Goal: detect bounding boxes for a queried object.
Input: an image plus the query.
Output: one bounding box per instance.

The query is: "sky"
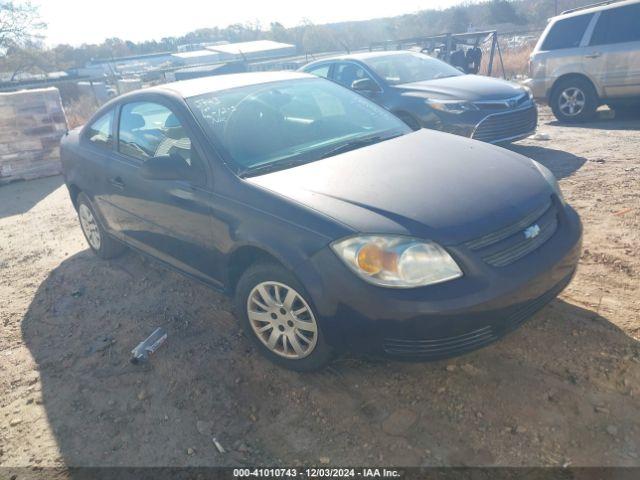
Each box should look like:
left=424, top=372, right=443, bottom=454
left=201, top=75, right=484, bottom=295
left=35, top=0, right=466, bottom=47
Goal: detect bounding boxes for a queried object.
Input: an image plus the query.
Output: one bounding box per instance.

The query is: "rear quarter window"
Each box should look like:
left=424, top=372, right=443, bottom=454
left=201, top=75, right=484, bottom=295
left=541, top=13, right=593, bottom=50
left=84, top=110, right=114, bottom=150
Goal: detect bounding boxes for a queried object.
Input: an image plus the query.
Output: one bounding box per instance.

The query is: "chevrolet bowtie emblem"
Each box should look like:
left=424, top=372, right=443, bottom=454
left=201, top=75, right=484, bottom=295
left=524, top=224, right=541, bottom=239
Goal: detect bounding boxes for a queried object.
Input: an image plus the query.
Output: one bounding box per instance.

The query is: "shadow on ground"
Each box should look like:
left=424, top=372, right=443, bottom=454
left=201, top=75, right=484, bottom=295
left=505, top=144, right=587, bottom=180
left=0, top=175, right=63, bottom=219
left=21, top=248, right=640, bottom=468
left=547, top=109, right=640, bottom=131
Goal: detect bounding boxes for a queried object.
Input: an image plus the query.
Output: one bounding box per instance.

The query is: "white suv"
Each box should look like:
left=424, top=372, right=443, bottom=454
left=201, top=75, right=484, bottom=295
left=525, top=0, right=640, bottom=122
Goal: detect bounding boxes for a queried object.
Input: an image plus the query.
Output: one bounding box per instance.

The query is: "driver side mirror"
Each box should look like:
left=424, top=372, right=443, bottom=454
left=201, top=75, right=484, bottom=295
left=139, top=154, right=195, bottom=182
left=351, top=78, right=380, bottom=94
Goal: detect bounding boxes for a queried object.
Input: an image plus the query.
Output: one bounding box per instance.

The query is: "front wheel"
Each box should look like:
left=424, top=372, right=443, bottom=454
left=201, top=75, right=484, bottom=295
left=234, top=262, right=332, bottom=371
left=550, top=78, right=598, bottom=123
left=77, top=192, right=126, bottom=259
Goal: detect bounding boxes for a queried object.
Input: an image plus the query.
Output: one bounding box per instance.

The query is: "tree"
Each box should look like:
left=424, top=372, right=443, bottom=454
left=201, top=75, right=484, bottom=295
left=449, top=7, right=470, bottom=33
left=0, top=1, right=45, bottom=51
left=487, top=0, right=525, bottom=25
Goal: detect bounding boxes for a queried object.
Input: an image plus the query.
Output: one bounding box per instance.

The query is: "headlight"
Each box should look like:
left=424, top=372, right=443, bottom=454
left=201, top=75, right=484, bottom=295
left=523, top=86, right=534, bottom=100
left=426, top=99, right=478, bottom=114
left=533, top=160, right=565, bottom=204
left=331, top=235, right=463, bottom=288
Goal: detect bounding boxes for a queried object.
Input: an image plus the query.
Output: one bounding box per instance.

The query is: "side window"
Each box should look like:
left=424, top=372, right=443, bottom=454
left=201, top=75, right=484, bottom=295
left=334, top=63, right=374, bottom=88
left=590, top=5, right=640, bottom=45
left=118, top=102, right=204, bottom=179
left=85, top=110, right=114, bottom=150
left=541, top=13, right=593, bottom=50
left=306, top=64, right=331, bottom=78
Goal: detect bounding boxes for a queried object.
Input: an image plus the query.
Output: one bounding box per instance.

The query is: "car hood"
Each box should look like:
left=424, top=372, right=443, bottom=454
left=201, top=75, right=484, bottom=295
left=395, top=74, right=526, bottom=102
left=247, top=130, right=552, bottom=245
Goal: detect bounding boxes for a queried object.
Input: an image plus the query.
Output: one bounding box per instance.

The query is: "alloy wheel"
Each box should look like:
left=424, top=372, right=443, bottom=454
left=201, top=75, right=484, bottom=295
left=559, top=87, right=586, bottom=117
left=78, top=203, right=101, bottom=250
left=246, top=281, right=318, bottom=359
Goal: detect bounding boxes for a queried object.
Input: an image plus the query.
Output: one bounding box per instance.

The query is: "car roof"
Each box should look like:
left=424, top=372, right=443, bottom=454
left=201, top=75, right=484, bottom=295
left=151, top=71, right=314, bottom=98
left=554, top=0, right=639, bottom=19
left=306, top=50, right=417, bottom=65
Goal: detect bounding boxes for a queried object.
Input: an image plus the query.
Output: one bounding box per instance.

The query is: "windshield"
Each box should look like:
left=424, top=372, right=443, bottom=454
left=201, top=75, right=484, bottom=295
left=186, top=78, right=410, bottom=176
left=366, top=52, right=463, bottom=85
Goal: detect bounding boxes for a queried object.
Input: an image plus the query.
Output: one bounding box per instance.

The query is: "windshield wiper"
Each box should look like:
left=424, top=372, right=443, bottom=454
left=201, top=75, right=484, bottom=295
left=238, top=133, right=404, bottom=178
left=320, top=133, right=403, bottom=159
left=238, top=158, right=307, bottom=178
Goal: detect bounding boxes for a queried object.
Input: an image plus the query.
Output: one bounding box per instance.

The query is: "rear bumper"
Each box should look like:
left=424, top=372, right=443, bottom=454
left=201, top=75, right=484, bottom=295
left=304, top=204, right=582, bottom=359
left=523, top=77, right=550, bottom=102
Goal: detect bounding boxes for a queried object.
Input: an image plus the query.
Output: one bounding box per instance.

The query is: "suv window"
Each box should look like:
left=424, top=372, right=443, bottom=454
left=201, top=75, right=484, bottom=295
left=118, top=101, right=204, bottom=178
left=334, top=63, right=375, bottom=88
left=85, top=110, right=114, bottom=150
left=542, top=13, right=593, bottom=50
left=306, top=64, right=331, bottom=78
left=590, top=4, right=640, bottom=45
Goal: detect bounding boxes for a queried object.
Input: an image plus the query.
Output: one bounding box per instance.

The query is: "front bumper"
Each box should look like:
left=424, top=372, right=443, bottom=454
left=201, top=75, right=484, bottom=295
left=422, top=103, right=538, bottom=144
left=304, top=204, right=582, bottom=359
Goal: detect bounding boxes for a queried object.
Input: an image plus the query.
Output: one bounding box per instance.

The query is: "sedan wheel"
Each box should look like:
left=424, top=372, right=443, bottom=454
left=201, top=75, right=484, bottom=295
left=235, top=262, right=332, bottom=371
left=79, top=203, right=102, bottom=251
left=76, top=192, right=126, bottom=259
left=247, top=281, right=318, bottom=359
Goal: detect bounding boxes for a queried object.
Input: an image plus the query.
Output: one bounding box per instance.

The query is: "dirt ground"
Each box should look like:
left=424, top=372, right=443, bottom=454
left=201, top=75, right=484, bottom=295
left=1, top=107, right=639, bottom=470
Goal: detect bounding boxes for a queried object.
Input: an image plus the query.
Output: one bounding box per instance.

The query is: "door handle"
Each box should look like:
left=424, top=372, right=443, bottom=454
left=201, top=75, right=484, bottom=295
left=109, top=176, right=125, bottom=189
left=585, top=52, right=601, bottom=59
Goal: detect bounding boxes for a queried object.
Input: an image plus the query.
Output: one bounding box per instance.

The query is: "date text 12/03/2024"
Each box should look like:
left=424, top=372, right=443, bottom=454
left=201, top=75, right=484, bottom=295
left=233, top=468, right=402, bottom=478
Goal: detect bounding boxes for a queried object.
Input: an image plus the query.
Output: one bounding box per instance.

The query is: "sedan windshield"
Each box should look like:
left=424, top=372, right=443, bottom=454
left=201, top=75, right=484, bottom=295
left=366, top=52, right=463, bottom=85
left=186, top=78, right=410, bottom=176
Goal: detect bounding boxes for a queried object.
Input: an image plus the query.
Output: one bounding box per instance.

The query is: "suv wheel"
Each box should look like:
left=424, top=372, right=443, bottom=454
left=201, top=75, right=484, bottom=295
left=550, top=78, right=598, bottom=123
left=234, top=262, right=332, bottom=371
left=77, top=192, right=126, bottom=259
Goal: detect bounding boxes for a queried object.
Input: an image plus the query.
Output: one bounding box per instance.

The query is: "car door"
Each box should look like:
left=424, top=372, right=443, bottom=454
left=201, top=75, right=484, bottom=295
left=106, top=98, right=222, bottom=285
left=583, top=3, right=640, bottom=98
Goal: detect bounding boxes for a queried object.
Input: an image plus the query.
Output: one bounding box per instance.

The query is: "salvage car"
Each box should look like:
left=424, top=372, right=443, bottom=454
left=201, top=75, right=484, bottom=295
left=525, top=0, right=640, bottom=122
left=61, top=71, right=582, bottom=371
left=300, top=50, right=538, bottom=143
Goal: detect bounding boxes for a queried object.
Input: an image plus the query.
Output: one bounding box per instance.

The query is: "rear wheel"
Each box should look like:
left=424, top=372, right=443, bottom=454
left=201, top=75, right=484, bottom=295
left=550, top=77, right=598, bottom=123
left=77, top=192, right=126, bottom=259
left=234, top=262, right=332, bottom=371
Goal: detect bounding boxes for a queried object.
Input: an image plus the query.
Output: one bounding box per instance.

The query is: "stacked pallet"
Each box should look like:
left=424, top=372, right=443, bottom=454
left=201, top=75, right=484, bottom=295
left=0, top=87, right=68, bottom=185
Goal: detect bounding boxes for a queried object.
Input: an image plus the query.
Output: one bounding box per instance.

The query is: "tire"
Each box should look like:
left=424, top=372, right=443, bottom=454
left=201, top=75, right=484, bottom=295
left=76, top=192, right=126, bottom=260
left=234, top=262, right=332, bottom=371
left=550, top=77, right=598, bottom=123
left=396, top=112, right=422, bottom=131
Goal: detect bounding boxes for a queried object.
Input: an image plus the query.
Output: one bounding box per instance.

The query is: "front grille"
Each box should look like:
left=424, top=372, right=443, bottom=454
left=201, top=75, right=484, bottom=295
left=472, top=106, right=537, bottom=143
left=464, top=200, right=558, bottom=267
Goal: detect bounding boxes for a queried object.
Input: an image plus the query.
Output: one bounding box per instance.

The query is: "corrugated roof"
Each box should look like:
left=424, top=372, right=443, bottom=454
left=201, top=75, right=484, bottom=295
left=171, top=50, right=221, bottom=59
left=206, top=40, right=295, bottom=55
